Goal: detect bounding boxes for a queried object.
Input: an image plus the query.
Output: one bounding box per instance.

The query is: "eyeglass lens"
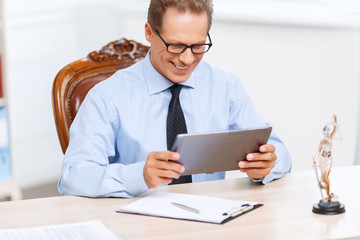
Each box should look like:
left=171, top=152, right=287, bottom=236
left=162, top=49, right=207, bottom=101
left=168, top=44, right=210, bottom=54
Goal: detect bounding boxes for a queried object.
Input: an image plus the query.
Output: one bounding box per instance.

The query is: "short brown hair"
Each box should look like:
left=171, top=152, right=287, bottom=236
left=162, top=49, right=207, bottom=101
left=147, top=0, right=213, bottom=33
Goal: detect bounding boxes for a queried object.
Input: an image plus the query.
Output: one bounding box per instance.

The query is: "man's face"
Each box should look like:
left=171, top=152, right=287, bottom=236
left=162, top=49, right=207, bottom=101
left=145, top=8, right=209, bottom=83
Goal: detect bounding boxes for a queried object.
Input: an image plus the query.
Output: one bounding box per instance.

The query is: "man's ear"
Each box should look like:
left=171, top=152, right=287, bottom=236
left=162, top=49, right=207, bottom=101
left=145, top=23, right=153, bottom=44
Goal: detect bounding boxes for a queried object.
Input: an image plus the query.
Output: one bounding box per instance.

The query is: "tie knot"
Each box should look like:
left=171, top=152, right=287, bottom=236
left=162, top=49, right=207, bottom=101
left=169, top=84, right=183, bottom=98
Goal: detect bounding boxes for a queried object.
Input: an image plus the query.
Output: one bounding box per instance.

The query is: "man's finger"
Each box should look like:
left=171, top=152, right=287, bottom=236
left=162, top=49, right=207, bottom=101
left=156, top=151, right=180, bottom=161
left=158, top=160, right=185, bottom=173
left=240, top=168, right=270, bottom=179
left=238, top=160, right=271, bottom=169
left=246, top=152, right=276, bottom=161
left=155, top=168, right=182, bottom=179
left=259, top=144, right=275, bottom=153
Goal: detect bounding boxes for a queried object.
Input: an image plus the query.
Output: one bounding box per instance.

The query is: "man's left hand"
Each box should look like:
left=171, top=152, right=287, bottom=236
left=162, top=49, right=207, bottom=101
left=238, top=144, right=277, bottom=180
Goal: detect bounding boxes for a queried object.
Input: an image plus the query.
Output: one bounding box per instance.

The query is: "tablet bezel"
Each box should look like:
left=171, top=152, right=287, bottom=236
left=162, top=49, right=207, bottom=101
left=171, top=126, right=272, bottom=175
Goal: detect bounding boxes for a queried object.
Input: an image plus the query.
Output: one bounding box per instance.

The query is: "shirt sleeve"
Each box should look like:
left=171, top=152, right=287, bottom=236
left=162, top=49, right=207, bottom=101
left=228, top=74, right=292, bottom=184
left=58, top=90, right=149, bottom=198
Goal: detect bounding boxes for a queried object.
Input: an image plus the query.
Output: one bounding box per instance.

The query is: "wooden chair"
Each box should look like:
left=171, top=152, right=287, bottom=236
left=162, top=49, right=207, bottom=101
left=52, top=39, right=149, bottom=154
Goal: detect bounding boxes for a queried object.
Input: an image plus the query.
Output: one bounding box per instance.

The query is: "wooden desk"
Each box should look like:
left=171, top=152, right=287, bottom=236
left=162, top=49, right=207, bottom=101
left=0, top=165, right=359, bottom=240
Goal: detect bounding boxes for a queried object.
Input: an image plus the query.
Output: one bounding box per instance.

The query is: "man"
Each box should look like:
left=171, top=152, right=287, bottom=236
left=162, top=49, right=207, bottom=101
left=58, top=0, right=292, bottom=197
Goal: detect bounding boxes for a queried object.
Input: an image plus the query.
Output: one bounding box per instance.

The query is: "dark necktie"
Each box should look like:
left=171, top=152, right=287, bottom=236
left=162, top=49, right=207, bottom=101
left=167, top=84, right=192, bottom=184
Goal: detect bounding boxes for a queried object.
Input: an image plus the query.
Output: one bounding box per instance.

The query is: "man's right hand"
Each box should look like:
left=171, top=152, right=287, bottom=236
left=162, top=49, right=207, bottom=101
left=143, top=151, right=185, bottom=188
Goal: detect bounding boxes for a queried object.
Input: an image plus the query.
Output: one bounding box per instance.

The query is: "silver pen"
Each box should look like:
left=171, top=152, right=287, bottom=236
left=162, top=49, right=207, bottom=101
left=171, top=202, right=200, bottom=214
left=230, top=205, right=254, bottom=217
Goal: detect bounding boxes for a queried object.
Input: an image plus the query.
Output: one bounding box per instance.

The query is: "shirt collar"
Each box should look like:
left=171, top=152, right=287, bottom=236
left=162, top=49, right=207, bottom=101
left=143, top=50, right=197, bottom=95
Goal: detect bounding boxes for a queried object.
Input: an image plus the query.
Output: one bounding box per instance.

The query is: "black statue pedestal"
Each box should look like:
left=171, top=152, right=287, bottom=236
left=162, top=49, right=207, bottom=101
left=312, top=198, right=345, bottom=215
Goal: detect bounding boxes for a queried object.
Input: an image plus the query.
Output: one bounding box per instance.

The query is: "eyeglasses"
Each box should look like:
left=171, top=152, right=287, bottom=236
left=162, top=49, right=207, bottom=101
left=154, top=29, right=212, bottom=54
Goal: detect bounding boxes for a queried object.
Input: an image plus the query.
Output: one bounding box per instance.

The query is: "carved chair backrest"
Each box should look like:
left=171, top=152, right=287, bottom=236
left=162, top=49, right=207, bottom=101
left=52, top=38, right=150, bottom=153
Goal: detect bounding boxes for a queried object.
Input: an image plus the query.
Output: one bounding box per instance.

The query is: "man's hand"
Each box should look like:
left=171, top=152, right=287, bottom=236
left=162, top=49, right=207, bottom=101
left=238, top=144, right=277, bottom=180
left=144, top=151, right=185, bottom=188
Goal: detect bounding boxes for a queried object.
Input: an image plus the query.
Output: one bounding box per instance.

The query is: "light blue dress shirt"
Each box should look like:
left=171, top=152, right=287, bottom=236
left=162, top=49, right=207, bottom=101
left=58, top=52, right=292, bottom=198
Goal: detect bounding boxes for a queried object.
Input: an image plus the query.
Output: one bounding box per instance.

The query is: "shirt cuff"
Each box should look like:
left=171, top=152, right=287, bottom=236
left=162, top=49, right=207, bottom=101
left=251, top=177, right=265, bottom=183
left=121, top=161, right=149, bottom=196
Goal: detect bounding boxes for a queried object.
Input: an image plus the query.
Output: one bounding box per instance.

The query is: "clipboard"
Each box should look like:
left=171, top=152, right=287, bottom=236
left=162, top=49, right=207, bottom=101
left=171, top=126, right=272, bottom=175
left=116, top=191, right=263, bottom=224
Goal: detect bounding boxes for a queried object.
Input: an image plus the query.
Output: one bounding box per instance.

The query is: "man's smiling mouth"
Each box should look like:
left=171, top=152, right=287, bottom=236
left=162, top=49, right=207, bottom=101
left=173, top=63, right=189, bottom=70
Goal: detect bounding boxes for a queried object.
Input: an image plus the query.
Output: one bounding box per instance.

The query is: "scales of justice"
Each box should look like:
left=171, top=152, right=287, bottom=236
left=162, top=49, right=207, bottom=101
left=312, top=115, right=345, bottom=215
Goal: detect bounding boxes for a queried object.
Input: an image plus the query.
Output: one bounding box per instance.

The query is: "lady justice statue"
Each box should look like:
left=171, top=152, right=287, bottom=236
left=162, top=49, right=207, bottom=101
left=312, top=114, right=345, bottom=214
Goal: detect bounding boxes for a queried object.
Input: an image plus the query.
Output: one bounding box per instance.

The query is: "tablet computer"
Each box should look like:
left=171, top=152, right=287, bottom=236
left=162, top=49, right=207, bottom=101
left=171, top=126, right=272, bottom=175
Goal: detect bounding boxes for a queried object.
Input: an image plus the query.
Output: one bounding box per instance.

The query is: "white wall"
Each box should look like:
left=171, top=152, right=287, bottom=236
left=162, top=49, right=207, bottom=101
left=207, top=1, right=360, bottom=177
left=5, top=0, right=149, bottom=188
left=3, top=0, right=360, bottom=188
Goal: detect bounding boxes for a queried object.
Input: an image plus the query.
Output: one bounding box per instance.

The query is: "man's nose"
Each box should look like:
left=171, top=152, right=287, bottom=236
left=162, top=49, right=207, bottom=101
left=178, top=48, right=195, bottom=65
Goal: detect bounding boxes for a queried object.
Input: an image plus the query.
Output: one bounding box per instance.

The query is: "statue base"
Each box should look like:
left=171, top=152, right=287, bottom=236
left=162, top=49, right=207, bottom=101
left=312, top=199, right=345, bottom=215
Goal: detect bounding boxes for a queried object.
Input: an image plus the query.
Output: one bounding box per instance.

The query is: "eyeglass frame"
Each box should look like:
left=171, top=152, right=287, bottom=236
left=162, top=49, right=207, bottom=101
left=154, top=29, right=212, bottom=54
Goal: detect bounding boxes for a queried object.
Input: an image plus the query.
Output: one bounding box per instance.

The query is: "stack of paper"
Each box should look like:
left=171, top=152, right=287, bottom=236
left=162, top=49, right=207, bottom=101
left=0, top=220, right=121, bottom=240
left=0, top=107, right=11, bottom=181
